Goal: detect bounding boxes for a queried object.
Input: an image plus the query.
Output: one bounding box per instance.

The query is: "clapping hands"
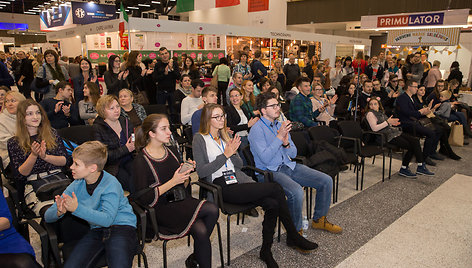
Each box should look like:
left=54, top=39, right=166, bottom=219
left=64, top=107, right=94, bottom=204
left=223, top=135, right=241, bottom=158
left=55, top=192, right=79, bottom=217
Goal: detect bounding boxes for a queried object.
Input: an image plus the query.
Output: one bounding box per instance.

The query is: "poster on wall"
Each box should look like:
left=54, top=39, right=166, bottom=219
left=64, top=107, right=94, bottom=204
left=40, top=4, right=73, bottom=30
left=132, top=34, right=145, bottom=50
left=197, top=35, right=205, bottom=49
left=188, top=34, right=197, bottom=49
left=71, top=1, right=116, bottom=25
left=386, top=28, right=461, bottom=46
left=248, top=0, right=269, bottom=12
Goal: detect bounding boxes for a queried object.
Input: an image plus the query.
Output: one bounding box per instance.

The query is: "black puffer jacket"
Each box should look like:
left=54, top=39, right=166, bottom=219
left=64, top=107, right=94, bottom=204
left=93, top=115, right=134, bottom=175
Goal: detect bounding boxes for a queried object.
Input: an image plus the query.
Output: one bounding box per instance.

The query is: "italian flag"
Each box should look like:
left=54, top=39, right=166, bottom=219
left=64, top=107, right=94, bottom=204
left=119, top=2, right=128, bottom=37
left=176, top=0, right=240, bottom=13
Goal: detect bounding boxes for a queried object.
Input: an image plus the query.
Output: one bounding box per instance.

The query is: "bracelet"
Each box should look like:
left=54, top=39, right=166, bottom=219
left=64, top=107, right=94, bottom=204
left=282, top=143, right=289, bottom=148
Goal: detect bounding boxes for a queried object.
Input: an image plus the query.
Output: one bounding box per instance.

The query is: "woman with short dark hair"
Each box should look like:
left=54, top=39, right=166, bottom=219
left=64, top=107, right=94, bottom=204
left=104, top=55, right=128, bottom=97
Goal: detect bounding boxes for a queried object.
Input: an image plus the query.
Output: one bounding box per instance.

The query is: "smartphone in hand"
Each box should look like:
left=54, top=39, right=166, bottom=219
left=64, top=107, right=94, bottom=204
left=179, top=161, right=194, bottom=174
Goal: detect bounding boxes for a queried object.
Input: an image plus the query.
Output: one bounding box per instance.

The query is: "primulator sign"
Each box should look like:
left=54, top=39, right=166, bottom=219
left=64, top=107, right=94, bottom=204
left=361, top=9, right=469, bottom=29
left=377, top=12, right=443, bottom=28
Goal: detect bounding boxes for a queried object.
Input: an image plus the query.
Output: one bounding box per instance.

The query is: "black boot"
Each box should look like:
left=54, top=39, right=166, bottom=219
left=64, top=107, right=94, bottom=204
left=440, top=143, right=461, bottom=160
left=260, top=244, right=279, bottom=268
left=185, top=253, right=199, bottom=268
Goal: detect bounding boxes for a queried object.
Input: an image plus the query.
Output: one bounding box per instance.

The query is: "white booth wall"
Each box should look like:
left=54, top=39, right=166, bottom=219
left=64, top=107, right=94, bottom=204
left=428, top=32, right=472, bottom=86
left=60, top=37, right=83, bottom=58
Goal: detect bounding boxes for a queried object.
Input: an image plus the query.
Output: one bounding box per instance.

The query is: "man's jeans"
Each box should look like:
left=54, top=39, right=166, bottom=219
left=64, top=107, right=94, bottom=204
left=64, top=225, right=137, bottom=268
left=261, top=163, right=332, bottom=231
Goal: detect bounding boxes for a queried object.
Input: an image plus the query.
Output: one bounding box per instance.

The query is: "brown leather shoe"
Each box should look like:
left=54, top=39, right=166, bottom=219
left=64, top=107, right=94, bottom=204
left=311, top=216, right=342, bottom=233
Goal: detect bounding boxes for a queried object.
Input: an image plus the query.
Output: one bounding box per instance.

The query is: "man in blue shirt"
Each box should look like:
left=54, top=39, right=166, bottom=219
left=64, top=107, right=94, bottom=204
left=248, top=92, right=342, bottom=234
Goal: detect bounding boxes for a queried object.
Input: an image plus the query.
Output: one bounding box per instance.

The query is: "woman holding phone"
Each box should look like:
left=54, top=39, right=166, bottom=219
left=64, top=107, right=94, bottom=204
left=133, top=114, right=219, bottom=268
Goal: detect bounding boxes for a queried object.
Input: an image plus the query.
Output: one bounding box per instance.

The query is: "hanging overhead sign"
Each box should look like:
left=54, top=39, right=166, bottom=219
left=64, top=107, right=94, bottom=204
left=40, top=4, right=73, bottom=30
left=361, top=9, right=469, bottom=29
left=71, top=1, right=116, bottom=25
left=386, top=28, right=461, bottom=46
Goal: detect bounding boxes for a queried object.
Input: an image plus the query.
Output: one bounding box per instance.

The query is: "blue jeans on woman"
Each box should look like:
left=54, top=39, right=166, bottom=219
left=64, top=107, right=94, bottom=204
left=259, top=163, right=332, bottom=231
left=64, top=225, right=137, bottom=268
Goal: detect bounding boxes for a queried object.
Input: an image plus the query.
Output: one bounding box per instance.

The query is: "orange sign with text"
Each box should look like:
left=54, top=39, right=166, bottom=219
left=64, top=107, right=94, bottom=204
left=248, top=0, right=269, bottom=12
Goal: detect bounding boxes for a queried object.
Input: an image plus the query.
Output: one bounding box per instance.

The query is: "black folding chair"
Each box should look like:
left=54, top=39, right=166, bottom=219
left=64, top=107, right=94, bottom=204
left=337, top=121, right=386, bottom=191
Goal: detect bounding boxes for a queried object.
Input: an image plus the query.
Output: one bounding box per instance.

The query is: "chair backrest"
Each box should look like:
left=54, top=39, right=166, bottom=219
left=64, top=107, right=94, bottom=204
left=308, top=126, right=340, bottom=146
left=57, top=125, right=94, bottom=145
left=289, top=130, right=311, bottom=157
left=184, top=126, right=194, bottom=144
left=143, top=104, right=168, bottom=116
left=337, top=120, right=363, bottom=139
left=242, top=145, right=255, bottom=167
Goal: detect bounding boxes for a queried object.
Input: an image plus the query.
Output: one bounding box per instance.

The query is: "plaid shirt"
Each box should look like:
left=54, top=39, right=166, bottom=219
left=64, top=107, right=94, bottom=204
left=289, top=93, right=320, bottom=127
left=233, top=63, right=252, bottom=77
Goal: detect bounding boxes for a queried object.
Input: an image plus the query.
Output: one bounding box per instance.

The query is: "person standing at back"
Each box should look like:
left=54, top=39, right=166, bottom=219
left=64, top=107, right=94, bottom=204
left=153, top=47, right=180, bottom=113
left=283, top=53, right=300, bottom=92
left=15, top=51, right=34, bottom=99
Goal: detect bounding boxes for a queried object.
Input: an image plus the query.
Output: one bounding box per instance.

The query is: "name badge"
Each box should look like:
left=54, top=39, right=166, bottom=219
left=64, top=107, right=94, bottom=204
left=223, top=170, right=238, bottom=185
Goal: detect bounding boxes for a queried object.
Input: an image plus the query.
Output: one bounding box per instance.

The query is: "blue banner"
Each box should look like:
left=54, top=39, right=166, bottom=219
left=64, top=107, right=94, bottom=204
left=71, top=1, right=116, bottom=25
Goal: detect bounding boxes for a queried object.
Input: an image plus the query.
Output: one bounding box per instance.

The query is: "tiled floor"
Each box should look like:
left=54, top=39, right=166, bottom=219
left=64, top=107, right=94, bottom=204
left=335, top=174, right=472, bottom=268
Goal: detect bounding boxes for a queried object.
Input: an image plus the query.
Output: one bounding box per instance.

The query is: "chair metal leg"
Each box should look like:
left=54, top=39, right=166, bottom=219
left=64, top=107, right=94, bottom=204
left=382, top=152, right=385, bottom=182
left=336, top=173, right=339, bottom=203
left=389, top=150, right=393, bottom=179
left=187, top=235, right=191, bottom=247
left=361, top=157, right=365, bottom=190
left=372, top=155, right=376, bottom=164
left=227, top=215, right=231, bottom=265
left=309, top=189, right=313, bottom=219
left=355, top=163, right=359, bottom=190
left=277, top=217, right=281, bottom=242
left=242, top=212, right=245, bottom=225
left=163, top=240, right=168, bottom=268
left=236, top=213, right=240, bottom=225
left=305, top=188, right=309, bottom=219
left=216, top=222, right=224, bottom=268
left=332, top=176, right=336, bottom=203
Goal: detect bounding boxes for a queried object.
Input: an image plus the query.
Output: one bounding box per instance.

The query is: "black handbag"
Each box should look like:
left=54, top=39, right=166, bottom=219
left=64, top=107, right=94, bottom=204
left=30, top=65, right=50, bottom=94
left=28, top=170, right=71, bottom=202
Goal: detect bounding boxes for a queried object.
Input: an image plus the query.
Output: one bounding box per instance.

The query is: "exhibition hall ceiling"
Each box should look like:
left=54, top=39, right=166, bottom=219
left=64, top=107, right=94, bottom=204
left=0, top=0, right=175, bottom=15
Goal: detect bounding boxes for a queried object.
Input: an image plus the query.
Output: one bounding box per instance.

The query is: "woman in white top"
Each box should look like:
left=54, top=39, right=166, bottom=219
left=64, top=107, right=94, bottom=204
left=330, top=59, right=343, bottom=89
left=193, top=103, right=318, bottom=268
left=311, top=83, right=337, bottom=125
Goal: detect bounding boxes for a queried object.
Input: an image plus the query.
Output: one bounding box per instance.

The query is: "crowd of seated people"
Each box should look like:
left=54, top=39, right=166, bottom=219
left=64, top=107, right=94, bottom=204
left=1, top=47, right=471, bottom=268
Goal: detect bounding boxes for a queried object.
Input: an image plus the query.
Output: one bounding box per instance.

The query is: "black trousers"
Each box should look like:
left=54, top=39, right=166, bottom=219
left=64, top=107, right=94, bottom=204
left=389, top=133, right=423, bottom=166
left=217, top=81, right=228, bottom=105
left=402, top=122, right=441, bottom=158
left=213, top=177, right=299, bottom=245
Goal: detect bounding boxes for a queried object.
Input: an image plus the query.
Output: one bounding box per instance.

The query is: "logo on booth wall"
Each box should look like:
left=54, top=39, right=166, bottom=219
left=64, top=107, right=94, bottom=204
left=155, top=42, right=160, bottom=48
left=149, top=53, right=157, bottom=59
left=89, top=53, right=99, bottom=60
left=218, top=53, right=224, bottom=59
left=75, top=8, right=85, bottom=19
left=190, top=52, right=196, bottom=59
left=207, top=53, right=213, bottom=59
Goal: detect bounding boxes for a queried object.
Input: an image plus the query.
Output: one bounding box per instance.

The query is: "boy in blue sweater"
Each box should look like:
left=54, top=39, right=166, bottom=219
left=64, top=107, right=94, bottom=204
left=45, top=141, right=137, bottom=268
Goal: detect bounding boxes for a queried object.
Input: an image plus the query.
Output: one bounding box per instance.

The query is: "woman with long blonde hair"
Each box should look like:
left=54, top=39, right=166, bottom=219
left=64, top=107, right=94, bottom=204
left=193, top=104, right=318, bottom=268
left=7, top=99, right=68, bottom=215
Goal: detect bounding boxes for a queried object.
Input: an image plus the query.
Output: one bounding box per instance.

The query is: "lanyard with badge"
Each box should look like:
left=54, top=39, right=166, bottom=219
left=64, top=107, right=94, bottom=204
left=209, top=133, right=238, bottom=184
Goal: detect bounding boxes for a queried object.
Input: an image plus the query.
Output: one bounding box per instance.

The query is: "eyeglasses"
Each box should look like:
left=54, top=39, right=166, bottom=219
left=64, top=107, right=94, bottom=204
left=211, top=114, right=226, bottom=121
left=266, top=103, right=281, bottom=109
